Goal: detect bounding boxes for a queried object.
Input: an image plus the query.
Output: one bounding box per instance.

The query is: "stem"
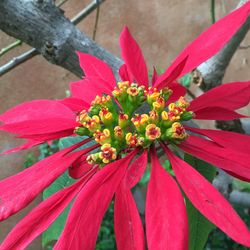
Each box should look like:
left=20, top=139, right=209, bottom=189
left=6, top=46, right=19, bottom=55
left=92, top=0, right=100, bottom=41
left=210, top=0, right=216, bottom=24
left=0, top=40, right=22, bottom=57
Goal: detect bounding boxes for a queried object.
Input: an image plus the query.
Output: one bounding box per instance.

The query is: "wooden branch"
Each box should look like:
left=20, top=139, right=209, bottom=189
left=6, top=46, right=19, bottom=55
left=197, top=1, right=250, bottom=136
left=0, top=0, right=108, bottom=77
left=229, top=190, right=250, bottom=208
left=198, top=1, right=250, bottom=90
left=0, top=0, right=122, bottom=78
left=0, top=49, right=39, bottom=76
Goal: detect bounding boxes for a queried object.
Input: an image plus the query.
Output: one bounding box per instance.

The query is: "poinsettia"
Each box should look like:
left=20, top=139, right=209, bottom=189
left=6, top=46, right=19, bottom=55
left=1, top=2, right=250, bottom=249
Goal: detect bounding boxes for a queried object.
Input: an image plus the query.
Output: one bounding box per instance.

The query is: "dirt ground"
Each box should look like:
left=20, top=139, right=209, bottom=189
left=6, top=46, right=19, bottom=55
left=0, top=0, right=249, bottom=249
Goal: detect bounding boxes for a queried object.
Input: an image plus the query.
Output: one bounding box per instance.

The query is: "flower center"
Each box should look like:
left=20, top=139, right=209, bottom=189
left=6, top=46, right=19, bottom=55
left=75, top=81, right=194, bottom=166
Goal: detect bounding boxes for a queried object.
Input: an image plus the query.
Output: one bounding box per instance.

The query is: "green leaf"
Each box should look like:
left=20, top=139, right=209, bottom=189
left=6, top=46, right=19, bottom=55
left=42, top=136, right=93, bottom=248
left=180, top=73, right=192, bottom=88
left=162, top=159, right=174, bottom=176
left=233, top=179, right=250, bottom=192
left=42, top=171, right=75, bottom=248
left=22, top=153, right=36, bottom=168
left=184, top=154, right=217, bottom=250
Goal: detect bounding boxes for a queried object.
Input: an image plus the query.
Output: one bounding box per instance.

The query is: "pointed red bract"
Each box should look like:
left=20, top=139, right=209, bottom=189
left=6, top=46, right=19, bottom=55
left=124, top=150, right=147, bottom=189
left=146, top=147, right=188, bottom=250
left=192, top=106, right=246, bottom=120
left=68, top=144, right=100, bottom=179
left=155, top=2, right=250, bottom=82
left=0, top=100, right=75, bottom=124
left=70, top=78, right=114, bottom=106
left=186, top=126, right=250, bottom=155
left=114, top=151, right=147, bottom=250
left=77, top=51, right=116, bottom=88
left=58, top=97, right=89, bottom=112
left=0, top=140, right=42, bottom=156
left=18, top=129, right=74, bottom=141
left=74, top=52, right=116, bottom=105
left=54, top=150, right=138, bottom=250
left=1, top=118, right=76, bottom=135
left=165, top=146, right=250, bottom=247
left=0, top=140, right=93, bottom=221
left=154, top=56, right=188, bottom=88
left=166, top=82, right=187, bottom=104
left=120, top=26, right=149, bottom=87
left=114, top=186, right=145, bottom=250
left=151, top=66, right=158, bottom=85
left=179, top=136, right=250, bottom=181
left=189, top=81, right=250, bottom=112
left=0, top=168, right=97, bottom=250
left=0, top=100, right=77, bottom=137
left=119, top=64, right=134, bottom=83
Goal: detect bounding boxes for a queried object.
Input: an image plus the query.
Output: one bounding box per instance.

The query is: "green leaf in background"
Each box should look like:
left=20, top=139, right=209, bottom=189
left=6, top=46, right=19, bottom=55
left=233, top=178, right=250, bottom=192
left=180, top=73, right=192, bottom=88
left=42, top=171, right=75, bottom=249
left=42, top=136, right=94, bottom=249
left=184, top=154, right=217, bottom=250
left=162, top=159, right=174, bottom=176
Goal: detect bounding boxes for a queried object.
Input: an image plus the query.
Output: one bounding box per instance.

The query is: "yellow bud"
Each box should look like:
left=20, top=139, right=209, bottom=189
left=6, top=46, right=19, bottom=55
left=114, top=126, right=124, bottom=139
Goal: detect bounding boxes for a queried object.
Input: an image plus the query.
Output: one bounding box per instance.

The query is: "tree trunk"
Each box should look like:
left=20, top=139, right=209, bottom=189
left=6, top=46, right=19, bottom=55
left=0, top=0, right=122, bottom=78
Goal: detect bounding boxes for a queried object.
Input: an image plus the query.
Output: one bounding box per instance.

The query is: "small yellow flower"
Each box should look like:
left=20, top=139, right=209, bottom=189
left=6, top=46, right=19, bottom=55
left=117, top=81, right=130, bottom=90
left=118, top=113, right=129, bottom=128
left=125, top=133, right=138, bottom=147
left=127, top=87, right=139, bottom=96
left=94, top=129, right=111, bottom=144
left=145, top=124, right=161, bottom=140
left=99, top=108, right=113, bottom=124
left=99, top=143, right=117, bottom=164
left=114, top=126, right=124, bottom=139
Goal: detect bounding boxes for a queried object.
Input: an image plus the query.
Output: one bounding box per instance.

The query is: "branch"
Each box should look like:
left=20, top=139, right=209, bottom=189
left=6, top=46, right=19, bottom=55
left=0, top=40, right=22, bottom=57
left=229, top=190, right=250, bottom=208
left=196, top=1, right=250, bottom=135
left=0, top=0, right=122, bottom=78
left=197, top=1, right=250, bottom=90
left=0, top=49, right=39, bottom=76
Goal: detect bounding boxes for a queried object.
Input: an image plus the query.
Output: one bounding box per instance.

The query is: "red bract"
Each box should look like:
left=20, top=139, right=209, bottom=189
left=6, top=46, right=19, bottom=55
left=1, top=2, right=250, bottom=249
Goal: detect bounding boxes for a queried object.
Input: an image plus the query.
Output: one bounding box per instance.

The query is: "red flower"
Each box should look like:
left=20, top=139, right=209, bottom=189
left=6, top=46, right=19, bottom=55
left=1, top=2, right=250, bottom=249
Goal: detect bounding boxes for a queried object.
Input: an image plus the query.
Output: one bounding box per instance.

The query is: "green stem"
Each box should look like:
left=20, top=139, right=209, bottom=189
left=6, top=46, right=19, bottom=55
left=0, top=40, right=22, bottom=57
left=210, top=0, right=216, bottom=24
left=92, top=1, right=100, bottom=40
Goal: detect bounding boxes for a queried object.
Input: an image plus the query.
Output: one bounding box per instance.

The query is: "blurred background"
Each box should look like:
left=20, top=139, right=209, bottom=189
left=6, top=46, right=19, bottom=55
left=0, top=0, right=250, bottom=249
